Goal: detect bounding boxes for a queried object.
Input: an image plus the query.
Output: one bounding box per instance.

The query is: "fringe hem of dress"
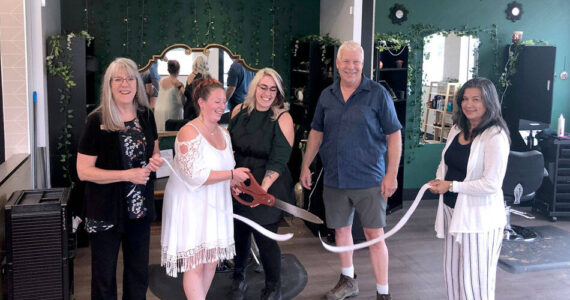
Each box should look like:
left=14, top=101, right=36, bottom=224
left=161, top=244, right=236, bottom=277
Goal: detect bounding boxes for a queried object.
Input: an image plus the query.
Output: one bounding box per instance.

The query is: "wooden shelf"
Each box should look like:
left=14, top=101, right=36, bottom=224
left=422, top=82, right=460, bottom=143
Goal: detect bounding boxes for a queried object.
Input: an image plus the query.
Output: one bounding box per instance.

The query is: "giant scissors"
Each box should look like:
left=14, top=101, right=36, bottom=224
left=232, top=172, right=324, bottom=224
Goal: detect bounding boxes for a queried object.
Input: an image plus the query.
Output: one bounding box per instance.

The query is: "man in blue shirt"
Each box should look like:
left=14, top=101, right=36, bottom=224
left=300, top=41, right=402, bottom=300
left=226, top=60, right=255, bottom=111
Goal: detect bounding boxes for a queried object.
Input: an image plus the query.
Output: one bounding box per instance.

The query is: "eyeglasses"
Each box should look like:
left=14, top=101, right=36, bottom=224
left=257, top=84, right=278, bottom=94
left=111, top=76, right=136, bottom=85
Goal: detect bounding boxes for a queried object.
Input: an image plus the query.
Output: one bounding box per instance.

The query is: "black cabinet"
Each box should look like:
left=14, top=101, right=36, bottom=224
left=502, top=45, right=556, bottom=150
left=373, top=44, right=408, bottom=213
left=536, top=137, right=570, bottom=221
left=288, top=40, right=337, bottom=182
left=289, top=40, right=338, bottom=132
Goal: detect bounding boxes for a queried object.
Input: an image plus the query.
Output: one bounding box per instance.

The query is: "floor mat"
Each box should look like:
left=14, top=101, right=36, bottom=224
left=149, top=253, right=307, bottom=299
left=499, top=225, right=570, bottom=273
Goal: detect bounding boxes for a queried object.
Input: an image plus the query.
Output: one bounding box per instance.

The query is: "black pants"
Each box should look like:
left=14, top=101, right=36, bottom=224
left=233, top=220, right=281, bottom=289
left=89, top=217, right=151, bottom=300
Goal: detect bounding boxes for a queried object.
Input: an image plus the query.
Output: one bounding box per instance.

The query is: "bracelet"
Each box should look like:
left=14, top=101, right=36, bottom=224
left=231, top=170, right=234, bottom=180
left=449, top=181, right=454, bottom=193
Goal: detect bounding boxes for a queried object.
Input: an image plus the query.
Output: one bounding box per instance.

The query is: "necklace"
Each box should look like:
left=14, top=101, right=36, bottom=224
left=199, top=118, right=217, bottom=136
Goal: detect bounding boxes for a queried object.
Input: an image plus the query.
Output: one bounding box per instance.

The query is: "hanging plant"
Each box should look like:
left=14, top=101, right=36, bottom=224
left=46, top=32, right=94, bottom=185
left=292, top=34, right=340, bottom=65
left=499, top=39, right=550, bottom=102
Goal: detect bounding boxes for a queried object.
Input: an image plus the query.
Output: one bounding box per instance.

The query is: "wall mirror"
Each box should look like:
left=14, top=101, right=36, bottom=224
left=420, top=32, right=479, bottom=144
left=139, top=43, right=257, bottom=86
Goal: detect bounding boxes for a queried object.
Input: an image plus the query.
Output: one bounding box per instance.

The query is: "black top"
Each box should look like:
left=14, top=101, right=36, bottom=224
left=78, top=107, right=158, bottom=231
left=444, top=134, right=471, bottom=208
left=183, top=73, right=203, bottom=120
left=228, top=108, right=293, bottom=224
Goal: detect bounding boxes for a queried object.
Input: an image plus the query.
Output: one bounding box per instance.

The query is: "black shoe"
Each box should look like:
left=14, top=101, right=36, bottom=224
left=230, top=279, right=248, bottom=300
left=260, top=286, right=282, bottom=300
left=376, top=292, right=391, bottom=300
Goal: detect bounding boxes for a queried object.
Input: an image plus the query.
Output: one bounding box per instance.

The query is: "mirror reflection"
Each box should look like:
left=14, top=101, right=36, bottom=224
left=139, top=44, right=257, bottom=130
left=420, top=32, right=479, bottom=144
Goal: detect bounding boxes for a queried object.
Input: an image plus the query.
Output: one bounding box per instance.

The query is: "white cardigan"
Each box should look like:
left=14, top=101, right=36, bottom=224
left=434, top=125, right=509, bottom=239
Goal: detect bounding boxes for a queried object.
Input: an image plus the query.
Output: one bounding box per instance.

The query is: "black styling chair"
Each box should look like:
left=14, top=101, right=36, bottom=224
left=502, top=150, right=546, bottom=241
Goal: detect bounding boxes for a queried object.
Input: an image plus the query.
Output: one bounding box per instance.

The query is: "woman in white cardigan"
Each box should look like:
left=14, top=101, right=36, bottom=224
left=428, top=77, right=510, bottom=300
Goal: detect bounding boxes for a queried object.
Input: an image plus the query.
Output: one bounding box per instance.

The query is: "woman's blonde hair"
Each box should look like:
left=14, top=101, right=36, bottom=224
left=94, top=57, right=150, bottom=131
left=242, top=67, right=286, bottom=120
left=192, top=55, right=210, bottom=76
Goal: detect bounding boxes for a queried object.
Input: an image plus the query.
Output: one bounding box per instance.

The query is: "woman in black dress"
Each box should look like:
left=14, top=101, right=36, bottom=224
left=228, top=68, right=295, bottom=300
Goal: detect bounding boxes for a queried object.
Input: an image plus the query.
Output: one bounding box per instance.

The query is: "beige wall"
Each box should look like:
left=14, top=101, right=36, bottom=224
left=1, top=0, right=30, bottom=160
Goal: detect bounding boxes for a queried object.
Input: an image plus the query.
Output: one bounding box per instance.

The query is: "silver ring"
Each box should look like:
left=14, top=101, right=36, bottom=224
left=145, top=177, right=149, bottom=180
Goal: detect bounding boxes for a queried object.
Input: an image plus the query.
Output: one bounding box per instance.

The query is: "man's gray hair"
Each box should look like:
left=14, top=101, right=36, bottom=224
left=337, top=40, right=364, bottom=60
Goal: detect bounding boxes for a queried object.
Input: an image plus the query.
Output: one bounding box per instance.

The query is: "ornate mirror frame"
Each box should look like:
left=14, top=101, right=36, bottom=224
left=138, top=43, right=258, bottom=72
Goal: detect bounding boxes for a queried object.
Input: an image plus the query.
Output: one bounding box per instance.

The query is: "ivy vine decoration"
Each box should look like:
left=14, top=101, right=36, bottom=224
left=293, top=34, right=341, bottom=64
left=499, top=39, right=550, bottom=103
left=46, top=32, right=94, bottom=185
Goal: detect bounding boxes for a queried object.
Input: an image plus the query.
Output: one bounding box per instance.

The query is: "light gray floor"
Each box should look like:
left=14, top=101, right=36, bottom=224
left=73, top=198, right=570, bottom=299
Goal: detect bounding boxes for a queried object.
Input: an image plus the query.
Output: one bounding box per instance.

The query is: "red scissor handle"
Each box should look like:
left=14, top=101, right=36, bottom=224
left=232, top=172, right=275, bottom=207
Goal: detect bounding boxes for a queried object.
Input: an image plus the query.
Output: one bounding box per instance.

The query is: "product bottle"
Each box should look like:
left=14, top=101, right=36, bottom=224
left=558, top=114, right=565, bottom=137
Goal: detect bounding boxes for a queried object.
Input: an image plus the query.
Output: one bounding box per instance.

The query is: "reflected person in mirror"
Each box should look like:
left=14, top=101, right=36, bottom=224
left=226, top=59, right=255, bottom=112
left=76, top=57, right=163, bottom=299
left=300, top=41, right=402, bottom=300
left=429, top=77, right=510, bottom=300
left=184, top=55, right=212, bottom=120
left=160, top=77, right=250, bottom=299
left=228, top=68, right=295, bottom=300
left=141, top=62, right=159, bottom=109
left=154, top=59, right=185, bottom=131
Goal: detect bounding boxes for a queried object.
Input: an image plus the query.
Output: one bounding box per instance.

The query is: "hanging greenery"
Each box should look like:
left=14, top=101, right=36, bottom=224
left=499, top=39, right=550, bottom=99
left=46, top=31, right=94, bottom=185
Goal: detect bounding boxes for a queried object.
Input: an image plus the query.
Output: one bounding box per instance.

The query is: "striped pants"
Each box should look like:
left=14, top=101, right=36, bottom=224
left=443, top=205, right=503, bottom=300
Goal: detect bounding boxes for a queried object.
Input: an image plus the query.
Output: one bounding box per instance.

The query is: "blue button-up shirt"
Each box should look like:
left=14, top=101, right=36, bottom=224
left=311, top=76, right=402, bottom=189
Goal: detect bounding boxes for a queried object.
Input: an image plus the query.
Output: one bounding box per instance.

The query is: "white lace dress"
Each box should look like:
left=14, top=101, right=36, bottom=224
left=154, top=86, right=183, bottom=131
left=160, top=125, right=236, bottom=277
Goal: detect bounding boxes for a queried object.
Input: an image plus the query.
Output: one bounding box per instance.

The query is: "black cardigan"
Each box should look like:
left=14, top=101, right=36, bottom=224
left=78, top=107, right=158, bottom=229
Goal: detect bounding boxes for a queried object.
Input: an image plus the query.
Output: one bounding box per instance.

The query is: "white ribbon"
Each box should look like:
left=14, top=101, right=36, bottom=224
left=161, top=159, right=294, bottom=241
left=319, top=183, right=431, bottom=253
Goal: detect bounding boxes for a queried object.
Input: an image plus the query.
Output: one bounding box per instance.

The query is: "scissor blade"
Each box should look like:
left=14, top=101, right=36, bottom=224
left=273, top=198, right=324, bottom=224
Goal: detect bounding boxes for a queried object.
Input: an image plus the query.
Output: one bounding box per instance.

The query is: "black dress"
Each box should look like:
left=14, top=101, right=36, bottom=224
left=228, top=108, right=293, bottom=292
left=229, top=108, right=293, bottom=224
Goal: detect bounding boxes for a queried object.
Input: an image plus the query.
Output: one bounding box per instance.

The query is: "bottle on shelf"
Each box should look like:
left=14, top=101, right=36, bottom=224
left=558, top=114, right=565, bottom=137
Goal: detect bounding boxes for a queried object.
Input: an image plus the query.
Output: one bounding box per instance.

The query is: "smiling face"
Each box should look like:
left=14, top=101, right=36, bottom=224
left=110, top=67, right=137, bottom=106
left=336, top=47, right=363, bottom=86
left=199, top=88, right=227, bottom=123
left=255, top=75, right=278, bottom=111
left=461, top=87, right=487, bottom=128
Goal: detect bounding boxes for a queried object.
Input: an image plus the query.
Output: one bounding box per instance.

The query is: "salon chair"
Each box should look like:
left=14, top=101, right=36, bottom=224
left=502, top=150, right=545, bottom=241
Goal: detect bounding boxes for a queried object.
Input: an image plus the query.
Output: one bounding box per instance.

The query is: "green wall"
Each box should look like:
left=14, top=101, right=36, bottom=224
left=60, top=0, right=320, bottom=91
left=376, top=0, right=570, bottom=188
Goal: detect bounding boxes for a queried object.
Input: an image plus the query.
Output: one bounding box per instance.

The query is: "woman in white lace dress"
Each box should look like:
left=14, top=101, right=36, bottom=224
left=161, top=77, right=250, bottom=299
left=154, top=59, right=184, bottom=131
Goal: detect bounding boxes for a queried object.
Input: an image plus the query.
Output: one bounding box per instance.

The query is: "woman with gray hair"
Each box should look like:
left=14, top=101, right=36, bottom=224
left=228, top=68, right=295, bottom=300
left=429, top=77, right=510, bottom=300
left=76, top=57, right=163, bottom=299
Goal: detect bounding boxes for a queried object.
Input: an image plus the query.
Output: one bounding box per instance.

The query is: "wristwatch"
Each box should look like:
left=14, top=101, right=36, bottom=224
left=449, top=181, right=454, bottom=193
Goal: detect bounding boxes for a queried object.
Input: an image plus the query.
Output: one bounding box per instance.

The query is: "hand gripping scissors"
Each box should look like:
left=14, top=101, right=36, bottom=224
left=232, top=172, right=324, bottom=224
